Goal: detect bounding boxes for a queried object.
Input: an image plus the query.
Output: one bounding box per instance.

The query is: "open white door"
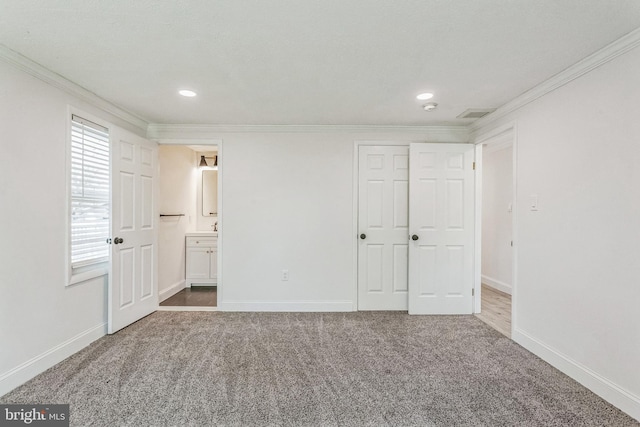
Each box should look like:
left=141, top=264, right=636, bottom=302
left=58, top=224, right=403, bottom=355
left=408, top=143, right=475, bottom=315
left=357, top=146, right=409, bottom=310
left=108, top=129, right=158, bottom=334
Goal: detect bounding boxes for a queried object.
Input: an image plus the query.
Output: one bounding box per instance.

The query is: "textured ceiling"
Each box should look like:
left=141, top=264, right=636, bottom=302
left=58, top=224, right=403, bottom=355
left=2, top=1, right=640, bottom=126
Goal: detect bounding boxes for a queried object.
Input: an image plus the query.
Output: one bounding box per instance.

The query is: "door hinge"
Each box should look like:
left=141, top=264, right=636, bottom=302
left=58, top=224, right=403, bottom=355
left=472, top=161, right=476, bottom=170
left=472, top=288, right=475, bottom=296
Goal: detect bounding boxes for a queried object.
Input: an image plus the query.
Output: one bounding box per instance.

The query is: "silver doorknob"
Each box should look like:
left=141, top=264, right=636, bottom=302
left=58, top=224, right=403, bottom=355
left=411, top=235, right=419, bottom=241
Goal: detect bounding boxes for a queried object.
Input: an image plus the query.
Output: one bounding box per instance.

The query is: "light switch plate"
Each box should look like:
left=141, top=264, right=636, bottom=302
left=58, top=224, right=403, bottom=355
left=530, top=194, right=539, bottom=211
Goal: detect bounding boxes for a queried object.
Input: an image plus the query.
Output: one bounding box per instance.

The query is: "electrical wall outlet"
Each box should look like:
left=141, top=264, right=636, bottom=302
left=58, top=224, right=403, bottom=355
left=281, top=269, right=289, bottom=281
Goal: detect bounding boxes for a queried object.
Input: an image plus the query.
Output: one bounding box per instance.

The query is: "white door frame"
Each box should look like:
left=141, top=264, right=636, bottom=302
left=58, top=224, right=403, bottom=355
left=155, top=138, right=224, bottom=306
left=473, top=122, right=518, bottom=335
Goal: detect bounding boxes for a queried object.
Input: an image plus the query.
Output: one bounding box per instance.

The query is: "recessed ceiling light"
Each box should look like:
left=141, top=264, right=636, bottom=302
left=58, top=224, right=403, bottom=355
left=416, top=92, right=434, bottom=100
left=179, top=89, right=197, bottom=97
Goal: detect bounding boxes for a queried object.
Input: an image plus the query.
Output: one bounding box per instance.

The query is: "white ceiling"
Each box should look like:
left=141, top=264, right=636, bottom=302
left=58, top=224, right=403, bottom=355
left=2, top=1, right=640, bottom=126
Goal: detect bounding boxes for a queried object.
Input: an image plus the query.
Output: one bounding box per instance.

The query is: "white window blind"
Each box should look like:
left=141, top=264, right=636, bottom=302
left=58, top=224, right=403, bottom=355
left=70, top=115, right=110, bottom=269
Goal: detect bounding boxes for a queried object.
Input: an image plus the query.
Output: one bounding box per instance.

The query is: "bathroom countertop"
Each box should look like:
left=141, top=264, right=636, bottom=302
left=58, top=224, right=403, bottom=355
left=185, top=231, right=218, bottom=237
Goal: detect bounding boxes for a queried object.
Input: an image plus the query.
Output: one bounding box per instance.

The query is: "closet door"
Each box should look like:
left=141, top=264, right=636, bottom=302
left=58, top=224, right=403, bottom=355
left=357, top=146, right=409, bottom=310
left=408, top=143, right=475, bottom=315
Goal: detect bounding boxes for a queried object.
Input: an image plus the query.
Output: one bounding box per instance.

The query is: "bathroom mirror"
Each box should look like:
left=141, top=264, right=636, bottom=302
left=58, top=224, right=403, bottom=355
left=202, top=169, right=218, bottom=216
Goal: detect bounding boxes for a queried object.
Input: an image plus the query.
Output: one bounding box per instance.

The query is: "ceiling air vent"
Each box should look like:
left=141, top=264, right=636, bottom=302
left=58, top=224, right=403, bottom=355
left=457, top=108, right=496, bottom=119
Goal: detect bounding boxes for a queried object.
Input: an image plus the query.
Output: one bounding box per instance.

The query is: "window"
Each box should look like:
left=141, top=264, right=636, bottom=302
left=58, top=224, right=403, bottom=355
left=70, top=115, right=110, bottom=272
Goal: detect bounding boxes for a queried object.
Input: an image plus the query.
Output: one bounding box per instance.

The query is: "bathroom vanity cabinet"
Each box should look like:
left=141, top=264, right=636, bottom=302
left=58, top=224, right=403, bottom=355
left=185, top=234, right=217, bottom=286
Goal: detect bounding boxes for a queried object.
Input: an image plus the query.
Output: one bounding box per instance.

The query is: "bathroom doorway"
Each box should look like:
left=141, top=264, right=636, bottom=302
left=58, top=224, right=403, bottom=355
left=156, top=143, right=221, bottom=311
left=160, top=286, right=217, bottom=308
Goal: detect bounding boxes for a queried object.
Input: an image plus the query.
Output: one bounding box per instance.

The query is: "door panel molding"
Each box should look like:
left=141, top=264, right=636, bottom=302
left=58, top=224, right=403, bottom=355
left=354, top=141, right=477, bottom=315
left=357, top=145, right=409, bottom=310
left=408, top=143, right=475, bottom=315
left=109, top=129, right=158, bottom=334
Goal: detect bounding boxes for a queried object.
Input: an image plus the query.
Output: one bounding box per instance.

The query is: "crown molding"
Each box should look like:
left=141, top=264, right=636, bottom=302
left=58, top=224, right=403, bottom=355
left=469, top=27, right=640, bottom=134
left=147, top=124, right=469, bottom=142
left=10, top=25, right=639, bottom=139
left=0, top=44, right=149, bottom=131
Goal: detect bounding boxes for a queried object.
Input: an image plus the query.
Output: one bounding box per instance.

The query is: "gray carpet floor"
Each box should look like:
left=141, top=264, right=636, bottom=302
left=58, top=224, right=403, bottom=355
left=1, top=312, right=637, bottom=426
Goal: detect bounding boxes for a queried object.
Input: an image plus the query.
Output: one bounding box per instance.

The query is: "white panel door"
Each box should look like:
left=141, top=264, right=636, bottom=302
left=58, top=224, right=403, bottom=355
left=109, top=129, right=158, bottom=334
left=358, top=146, right=409, bottom=310
left=408, top=143, right=475, bottom=314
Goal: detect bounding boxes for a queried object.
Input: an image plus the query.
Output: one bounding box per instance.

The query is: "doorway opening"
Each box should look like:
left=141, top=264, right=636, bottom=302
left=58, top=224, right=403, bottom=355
left=160, top=286, right=217, bottom=308
left=475, top=128, right=515, bottom=337
left=156, top=143, right=221, bottom=311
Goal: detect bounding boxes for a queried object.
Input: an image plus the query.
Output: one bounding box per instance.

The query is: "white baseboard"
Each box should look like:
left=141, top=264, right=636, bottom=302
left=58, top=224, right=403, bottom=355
left=159, top=280, right=186, bottom=302
left=481, top=275, right=512, bottom=295
left=0, top=323, right=106, bottom=397
left=513, top=328, right=640, bottom=422
left=218, top=300, right=354, bottom=312
left=157, top=306, right=218, bottom=312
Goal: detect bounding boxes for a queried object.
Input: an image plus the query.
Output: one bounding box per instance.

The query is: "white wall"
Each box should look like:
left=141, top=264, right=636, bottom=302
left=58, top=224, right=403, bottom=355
left=219, top=133, right=354, bottom=310
left=474, top=45, right=640, bottom=419
left=0, top=60, right=146, bottom=395
left=481, top=145, right=513, bottom=294
left=157, top=132, right=466, bottom=311
left=158, top=146, right=197, bottom=300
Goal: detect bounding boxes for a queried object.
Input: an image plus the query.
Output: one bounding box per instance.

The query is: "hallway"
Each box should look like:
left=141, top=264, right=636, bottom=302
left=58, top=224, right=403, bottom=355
left=475, top=284, right=511, bottom=338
